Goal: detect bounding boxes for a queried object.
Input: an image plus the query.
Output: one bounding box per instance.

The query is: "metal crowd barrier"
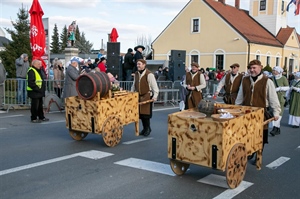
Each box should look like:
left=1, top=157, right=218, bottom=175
left=2, top=78, right=219, bottom=111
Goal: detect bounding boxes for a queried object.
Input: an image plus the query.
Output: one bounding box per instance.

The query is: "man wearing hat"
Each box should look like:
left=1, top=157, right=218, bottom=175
left=214, top=63, right=243, bottom=104
left=63, top=58, right=81, bottom=98
left=286, top=72, right=300, bottom=128
left=97, top=57, right=107, bottom=73
left=182, top=62, right=206, bottom=109
left=269, top=66, right=289, bottom=135
left=133, top=45, right=145, bottom=73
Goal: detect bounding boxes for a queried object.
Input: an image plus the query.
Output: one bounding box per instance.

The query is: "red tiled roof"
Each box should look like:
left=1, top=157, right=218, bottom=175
left=204, top=0, right=283, bottom=47
left=276, top=27, right=294, bottom=45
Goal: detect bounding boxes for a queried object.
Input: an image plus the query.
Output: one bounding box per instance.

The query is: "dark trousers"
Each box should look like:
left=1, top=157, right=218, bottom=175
left=54, top=87, right=62, bottom=98
left=141, top=118, right=150, bottom=130
left=30, top=97, right=44, bottom=120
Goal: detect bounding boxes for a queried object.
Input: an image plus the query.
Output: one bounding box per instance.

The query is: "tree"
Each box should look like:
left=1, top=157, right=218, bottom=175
left=76, top=32, right=93, bottom=54
left=75, top=25, right=80, bottom=44
left=50, top=24, right=60, bottom=53
left=135, top=34, right=152, bottom=58
left=0, top=5, right=31, bottom=77
left=60, top=25, right=68, bottom=52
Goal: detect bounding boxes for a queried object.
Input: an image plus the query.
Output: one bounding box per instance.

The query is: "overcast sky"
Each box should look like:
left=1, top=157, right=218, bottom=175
left=0, top=0, right=299, bottom=53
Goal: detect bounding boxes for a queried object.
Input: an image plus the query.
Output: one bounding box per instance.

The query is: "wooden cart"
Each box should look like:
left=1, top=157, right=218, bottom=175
left=65, top=91, right=140, bottom=147
left=168, top=103, right=271, bottom=188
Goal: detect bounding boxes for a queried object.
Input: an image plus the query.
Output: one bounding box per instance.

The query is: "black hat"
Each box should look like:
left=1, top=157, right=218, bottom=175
left=128, top=48, right=133, bottom=52
left=95, top=58, right=99, bottom=63
left=134, top=45, right=145, bottom=51
left=100, top=57, right=106, bottom=62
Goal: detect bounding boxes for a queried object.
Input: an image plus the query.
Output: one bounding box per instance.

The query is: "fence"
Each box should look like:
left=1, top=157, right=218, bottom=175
left=1, top=79, right=219, bottom=111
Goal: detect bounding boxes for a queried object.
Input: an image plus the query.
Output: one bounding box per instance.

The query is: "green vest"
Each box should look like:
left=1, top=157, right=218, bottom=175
left=27, top=67, right=42, bottom=91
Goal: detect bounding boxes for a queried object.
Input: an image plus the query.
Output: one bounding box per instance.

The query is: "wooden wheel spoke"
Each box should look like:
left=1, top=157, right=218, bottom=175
left=102, top=116, right=123, bottom=147
left=170, top=159, right=190, bottom=176
left=226, top=143, right=247, bottom=189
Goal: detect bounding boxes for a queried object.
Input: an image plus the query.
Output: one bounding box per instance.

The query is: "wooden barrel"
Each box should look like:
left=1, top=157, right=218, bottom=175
left=76, top=71, right=111, bottom=100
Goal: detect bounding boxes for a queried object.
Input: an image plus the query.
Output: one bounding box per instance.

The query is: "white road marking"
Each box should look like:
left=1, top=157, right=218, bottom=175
left=297, top=146, right=300, bottom=149
left=266, top=156, right=290, bottom=170
left=114, top=158, right=175, bottom=176
left=0, top=128, right=7, bottom=130
left=40, top=120, right=65, bottom=125
left=122, top=137, right=153, bottom=144
left=153, top=107, right=178, bottom=111
left=0, top=150, right=113, bottom=176
left=198, top=174, right=253, bottom=199
left=0, top=114, right=24, bottom=119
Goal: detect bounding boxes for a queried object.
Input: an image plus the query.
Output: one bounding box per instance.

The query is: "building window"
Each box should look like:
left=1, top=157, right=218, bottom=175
left=191, top=18, right=200, bottom=33
left=256, top=55, right=260, bottom=60
left=266, top=56, right=270, bottom=66
left=216, top=55, right=224, bottom=70
left=260, top=0, right=266, bottom=11
left=191, top=55, right=199, bottom=63
left=276, top=57, right=280, bottom=66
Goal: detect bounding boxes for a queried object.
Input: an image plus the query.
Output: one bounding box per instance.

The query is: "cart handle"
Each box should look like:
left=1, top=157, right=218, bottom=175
left=139, top=99, right=154, bottom=105
left=263, top=117, right=274, bottom=126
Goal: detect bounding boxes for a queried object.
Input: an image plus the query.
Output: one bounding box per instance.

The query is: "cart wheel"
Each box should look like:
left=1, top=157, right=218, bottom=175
left=69, top=130, right=88, bottom=141
left=226, top=143, right=247, bottom=189
left=170, top=159, right=190, bottom=175
left=102, top=116, right=123, bottom=147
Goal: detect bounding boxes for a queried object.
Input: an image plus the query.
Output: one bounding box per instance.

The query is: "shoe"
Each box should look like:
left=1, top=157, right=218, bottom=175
left=143, top=127, right=151, bottom=137
left=31, top=119, right=41, bottom=123
left=292, top=125, right=299, bottom=128
left=270, top=127, right=278, bottom=136
left=274, top=128, right=280, bottom=135
left=139, top=129, right=145, bottom=136
left=40, top=118, right=49, bottom=122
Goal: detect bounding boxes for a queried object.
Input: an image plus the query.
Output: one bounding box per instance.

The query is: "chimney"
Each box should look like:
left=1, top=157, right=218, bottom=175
left=235, top=0, right=240, bottom=9
left=218, top=0, right=225, bottom=3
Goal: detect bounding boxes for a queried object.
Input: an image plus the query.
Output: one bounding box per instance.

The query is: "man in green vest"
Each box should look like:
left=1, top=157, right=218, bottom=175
left=27, top=59, right=49, bottom=123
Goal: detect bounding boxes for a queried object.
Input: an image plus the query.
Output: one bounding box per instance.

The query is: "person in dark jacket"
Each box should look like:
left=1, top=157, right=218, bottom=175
left=133, top=45, right=145, bottom=73
left=124, top=48, right=135, bottom=81
left=27, top=59, right=49, bottom=123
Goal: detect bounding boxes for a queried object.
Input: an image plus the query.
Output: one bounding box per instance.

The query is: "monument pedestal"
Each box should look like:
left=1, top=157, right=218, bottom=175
left=64, top=47, right=79, bottom=65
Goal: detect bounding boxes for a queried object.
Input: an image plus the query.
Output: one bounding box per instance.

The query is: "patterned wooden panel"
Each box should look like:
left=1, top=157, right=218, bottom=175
left=168, top=103, right=264, bottom=171
left=65, top=92, right=139, bottom=135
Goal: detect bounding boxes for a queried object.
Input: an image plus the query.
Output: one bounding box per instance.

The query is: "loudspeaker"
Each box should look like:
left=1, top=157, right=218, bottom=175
left=107, top=56, right=123, bottom=81
left=107, top=42, right=120, bottom=57
left=169, top=50, right=186, bottom=81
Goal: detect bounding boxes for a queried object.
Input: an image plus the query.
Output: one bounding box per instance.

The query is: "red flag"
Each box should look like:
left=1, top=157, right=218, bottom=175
left=295, top=0, right=300, bottom=15
left=29, top=0, right=46, bottom=70
left=110, top=28, right=119, bottom=42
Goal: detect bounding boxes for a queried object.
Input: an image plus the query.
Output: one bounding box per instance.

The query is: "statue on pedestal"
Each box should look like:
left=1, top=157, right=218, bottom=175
left=67, top=21, right=76, bottom=47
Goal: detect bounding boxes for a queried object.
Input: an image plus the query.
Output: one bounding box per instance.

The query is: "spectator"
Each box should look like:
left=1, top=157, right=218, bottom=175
left=63, top=58, right=82, bottom=98
left=53, top=60, right=64, bottom=98
left=163, top=67, right=170, bottom=81
left=208, top=69, right=216, bottom=80
left=87, top=58, right=94, bottom=69
left=216, top=69, right=225, bottom=81
left=97, top=57, right=107, bottom=72
left=131, top=59, right=159, bottom=137
left=15, top=53, right=30, bottom=104
left=27, top=60, right=49, bottom=123
left=0, top=59, right=6, bottom=110
left=93, top=58, right=100, bottom=69
left=154, top=66, right=164, bottom=80
left=123, top=48, right=135, bottom=81
left=82, top=60, right=91, bottom=73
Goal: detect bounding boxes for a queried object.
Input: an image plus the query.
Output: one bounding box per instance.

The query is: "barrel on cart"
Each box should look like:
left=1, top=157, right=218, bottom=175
left=168, top=103, right=271, bottom=188
left=65, top=71, right=140, bottom=147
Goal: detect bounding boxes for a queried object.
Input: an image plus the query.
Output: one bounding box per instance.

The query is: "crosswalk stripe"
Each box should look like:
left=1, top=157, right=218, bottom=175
left=122, top=137, right=153, bottom=144
left=114, top=158, right=175, bottom=176
left=0, top=150, right=113, bottom=176
left=266, top=156, right=290, bottom=170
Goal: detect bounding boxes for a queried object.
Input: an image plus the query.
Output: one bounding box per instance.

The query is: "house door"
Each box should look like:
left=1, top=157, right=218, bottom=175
left=289, top=58, right=294, bottom=73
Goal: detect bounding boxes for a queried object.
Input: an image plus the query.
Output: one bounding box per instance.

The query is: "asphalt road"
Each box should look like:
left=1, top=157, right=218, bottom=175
left=0, top=104, right=299, bottom=199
